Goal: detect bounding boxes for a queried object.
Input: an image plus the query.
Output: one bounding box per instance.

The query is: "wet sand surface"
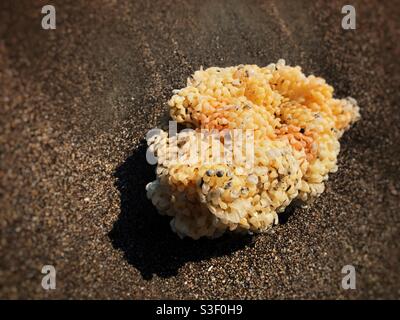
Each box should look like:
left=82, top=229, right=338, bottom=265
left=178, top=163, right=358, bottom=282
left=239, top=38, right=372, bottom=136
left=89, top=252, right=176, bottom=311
left=0, top=0, right=399, bottom=299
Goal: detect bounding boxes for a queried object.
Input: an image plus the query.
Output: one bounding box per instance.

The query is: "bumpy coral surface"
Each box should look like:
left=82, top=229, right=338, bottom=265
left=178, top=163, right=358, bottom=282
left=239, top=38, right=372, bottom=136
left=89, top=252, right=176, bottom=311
left=146, top=60, right=360, bottom=239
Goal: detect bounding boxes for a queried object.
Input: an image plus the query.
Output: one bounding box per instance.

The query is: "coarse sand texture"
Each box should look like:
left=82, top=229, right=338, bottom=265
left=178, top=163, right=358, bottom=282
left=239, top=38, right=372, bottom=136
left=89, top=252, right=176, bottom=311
left=146, top=60, right=360, bottom=239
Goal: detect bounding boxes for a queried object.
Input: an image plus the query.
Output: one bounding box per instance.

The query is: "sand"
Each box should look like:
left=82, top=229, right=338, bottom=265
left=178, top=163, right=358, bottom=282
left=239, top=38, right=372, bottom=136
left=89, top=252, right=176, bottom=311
left=0, top=0, right=399, bottom=299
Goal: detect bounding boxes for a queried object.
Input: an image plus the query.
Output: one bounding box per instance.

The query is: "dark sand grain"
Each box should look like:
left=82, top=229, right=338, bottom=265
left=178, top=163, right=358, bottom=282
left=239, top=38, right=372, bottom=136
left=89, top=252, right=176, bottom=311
left=0, top=0, right=399, bottom=299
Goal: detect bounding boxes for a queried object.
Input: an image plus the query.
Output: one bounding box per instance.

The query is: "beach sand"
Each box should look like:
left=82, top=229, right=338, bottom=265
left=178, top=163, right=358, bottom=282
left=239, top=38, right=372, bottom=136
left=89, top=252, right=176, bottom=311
left=0, top=0, right=399, bottom=299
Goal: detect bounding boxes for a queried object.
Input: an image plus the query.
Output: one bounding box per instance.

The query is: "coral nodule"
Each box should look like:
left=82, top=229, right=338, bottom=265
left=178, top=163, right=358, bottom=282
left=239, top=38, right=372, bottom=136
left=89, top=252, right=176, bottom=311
left=145, top=60, right=360, bottom=239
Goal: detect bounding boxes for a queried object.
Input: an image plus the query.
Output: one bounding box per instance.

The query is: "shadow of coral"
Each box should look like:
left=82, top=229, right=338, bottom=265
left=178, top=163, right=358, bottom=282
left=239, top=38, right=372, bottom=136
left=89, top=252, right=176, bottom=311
left=109, top=141, right=255, bottom=280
